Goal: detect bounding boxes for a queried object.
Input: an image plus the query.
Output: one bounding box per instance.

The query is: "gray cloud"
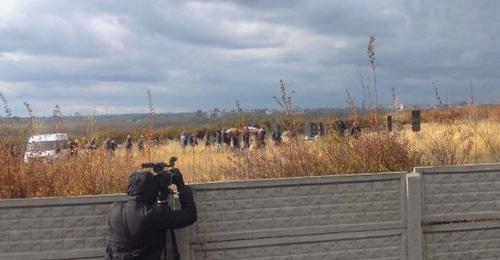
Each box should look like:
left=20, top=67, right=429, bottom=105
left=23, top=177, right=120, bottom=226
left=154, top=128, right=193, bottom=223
left=0, top=0, right=499, bottom=116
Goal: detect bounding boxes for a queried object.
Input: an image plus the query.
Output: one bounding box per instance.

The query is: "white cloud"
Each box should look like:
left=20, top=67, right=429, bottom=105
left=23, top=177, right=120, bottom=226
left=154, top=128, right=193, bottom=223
left=87, top=15, right=131, bottom=51
left=0, top=0, right=498, bottom=116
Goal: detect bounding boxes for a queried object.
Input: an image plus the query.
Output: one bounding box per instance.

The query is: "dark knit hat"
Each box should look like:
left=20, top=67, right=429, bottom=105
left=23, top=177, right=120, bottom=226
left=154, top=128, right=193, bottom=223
left=127, top=172, right=159, bottom=201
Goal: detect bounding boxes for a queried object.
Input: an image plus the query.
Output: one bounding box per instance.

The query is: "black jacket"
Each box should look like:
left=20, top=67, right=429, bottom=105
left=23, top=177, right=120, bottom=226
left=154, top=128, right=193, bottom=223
left=106, top=173, right=197, bottom=260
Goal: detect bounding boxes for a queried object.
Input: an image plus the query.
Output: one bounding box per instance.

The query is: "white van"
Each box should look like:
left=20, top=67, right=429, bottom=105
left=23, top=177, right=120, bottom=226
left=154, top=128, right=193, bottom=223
left=24, top=133, right=71, bottom=162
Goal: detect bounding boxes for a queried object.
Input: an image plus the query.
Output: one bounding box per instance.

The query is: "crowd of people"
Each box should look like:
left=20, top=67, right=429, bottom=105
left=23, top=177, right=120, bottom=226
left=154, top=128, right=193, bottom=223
left=334, top=120, right=362, bottom=138
left=178, top=125, right=282, bottom=151
left=66, top=134, right=159, bottom=156
left=3, top=121, right=364, bottom=161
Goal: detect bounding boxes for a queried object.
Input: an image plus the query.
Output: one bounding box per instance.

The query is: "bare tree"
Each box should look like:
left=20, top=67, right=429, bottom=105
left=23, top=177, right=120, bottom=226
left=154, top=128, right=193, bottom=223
left=367, top=35, right=377, bottom=107
left=390, top=88, right=398, bottom=110
left=24, top=101, right=42, bottom=134
left=52, top=104, right=64, bottom=132
left=0, top=91, right=12, bottom=133
left=235, top=99, right=247, bottom=127
left=345, top=88, right=358, bottom=123
left=0, top=91, right=12, bottom=118
left=273, top=79, right=298, bottom=116
left=273, top=79, right=301, bottom=136
left=354, top=35, right=378, bottom=111
left=433, top=82, right=442, bottom=108
left=354, top=65, right=368, bottom=110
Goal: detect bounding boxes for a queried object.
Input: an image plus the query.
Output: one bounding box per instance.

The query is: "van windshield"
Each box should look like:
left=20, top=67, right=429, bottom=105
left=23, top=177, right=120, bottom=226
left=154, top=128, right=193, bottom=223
left=27, top=141, right=69, bottom=152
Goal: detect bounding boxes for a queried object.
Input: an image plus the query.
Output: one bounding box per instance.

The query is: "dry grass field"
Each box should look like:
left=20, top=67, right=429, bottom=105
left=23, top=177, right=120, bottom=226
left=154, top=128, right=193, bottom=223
left=1, top=106, right=500, bottom=199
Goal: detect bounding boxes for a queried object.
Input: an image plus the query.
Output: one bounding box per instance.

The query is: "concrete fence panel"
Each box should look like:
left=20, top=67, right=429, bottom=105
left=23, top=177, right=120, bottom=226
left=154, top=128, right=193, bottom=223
left=0, top=172, right=408, bottom=260
left=2, top=163, right=500, bottom=259
left=416, top=164, right=500, bottom=260
left=190, top=173, right=408, bottom=259
left=0, top=195, right=127, bottom=259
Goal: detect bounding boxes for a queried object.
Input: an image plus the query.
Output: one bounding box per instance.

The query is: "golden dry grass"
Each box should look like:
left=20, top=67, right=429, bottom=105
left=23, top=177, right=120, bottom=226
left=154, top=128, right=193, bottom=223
left=404, top=120, right=500, bottom=165
left=2, top=117, right=500, bottom=199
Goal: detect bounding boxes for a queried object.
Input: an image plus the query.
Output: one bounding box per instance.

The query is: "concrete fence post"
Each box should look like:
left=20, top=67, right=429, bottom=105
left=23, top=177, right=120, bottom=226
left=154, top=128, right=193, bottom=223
left=406, top=172, right=423, bottom=260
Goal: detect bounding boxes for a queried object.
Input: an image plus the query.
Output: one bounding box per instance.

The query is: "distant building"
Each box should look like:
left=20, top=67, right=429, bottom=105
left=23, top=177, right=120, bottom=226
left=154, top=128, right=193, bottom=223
left=206, top=109, right=224, bottom=119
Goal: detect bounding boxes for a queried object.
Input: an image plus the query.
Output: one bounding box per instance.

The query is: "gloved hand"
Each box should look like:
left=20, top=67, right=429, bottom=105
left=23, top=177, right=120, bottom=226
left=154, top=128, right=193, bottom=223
left=171, top=169, right=185, bottom=188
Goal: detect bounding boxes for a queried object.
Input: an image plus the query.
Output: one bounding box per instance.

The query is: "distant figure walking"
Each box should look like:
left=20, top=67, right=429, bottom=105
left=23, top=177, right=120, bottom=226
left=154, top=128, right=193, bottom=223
left=137, top=135, right=145, bottom=152
left=125, top=135, right=133, bottom=153
left=350, top=122, right=362, bottom=138
left=110, top=140, right=117, bottom=152
left=336, top=120, right=347, bottom=136
left=69, top=140, right=78, bottom=157
left=216, top=130, right=223, bottom=148
left=231, top=131, right=240, bottom=150
left=104, top=138, right=112, bottom=152
left=87, top=138, right=98, bottom=150
left=242, top=128, right=250, bottom=150
left=188, top=134, right=198, bottom=147
left=104, top=138, right=117, bottom=154
left=180, top=132, right=187, bottom=148
left=256, top=126, right=266, bottom=148
left=222, top=130, right=230, bottom=147
left=153, top=136, right=160, bottom=148
left=272, top=126, right=282, bottom=146
left=203, top=132, right=210, bottom=146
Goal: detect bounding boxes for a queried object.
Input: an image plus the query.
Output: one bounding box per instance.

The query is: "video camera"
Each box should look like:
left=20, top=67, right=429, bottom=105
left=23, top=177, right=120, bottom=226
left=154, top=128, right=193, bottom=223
left=141, top=156, right=183, bottom=260
left=141, top=156, right=180, bottom=201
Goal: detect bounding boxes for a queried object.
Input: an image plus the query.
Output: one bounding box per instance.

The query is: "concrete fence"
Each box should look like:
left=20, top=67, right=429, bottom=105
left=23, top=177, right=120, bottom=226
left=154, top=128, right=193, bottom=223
left=416, top=164, right=500, bottom=259
left=1, top=163, right=499, bottom=259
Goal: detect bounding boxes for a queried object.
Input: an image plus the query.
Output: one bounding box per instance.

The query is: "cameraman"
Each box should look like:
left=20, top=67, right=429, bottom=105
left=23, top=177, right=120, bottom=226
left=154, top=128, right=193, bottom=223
left=106, top=170, right=197, bottom=259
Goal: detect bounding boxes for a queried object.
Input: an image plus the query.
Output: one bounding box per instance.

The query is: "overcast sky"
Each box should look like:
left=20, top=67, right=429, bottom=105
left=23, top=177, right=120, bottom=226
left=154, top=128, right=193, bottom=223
left=0, top=0, right=499, bottom=116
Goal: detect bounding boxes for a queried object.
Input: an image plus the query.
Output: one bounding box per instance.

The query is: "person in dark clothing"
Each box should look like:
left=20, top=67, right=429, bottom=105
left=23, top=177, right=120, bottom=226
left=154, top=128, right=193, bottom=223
left=153, top=137, right=160, bottom=148
left=106, top=171, right=197, bottom=260
left=222, top=130, right=230, bottom=147
left=137, top=135, right=145, bottom=152
left=350, top=122, right=362, bottom=138
left=69, top=140, right=78, bottom=157
left=188, top=134, right=198, bottom=147
left=110, top=140, right=117, bottom=152
left=231, top=131, right=240, bottom=150
left=256, top=127, right=266, bottom=148
left=179, top=132, right=187, bottom=148
left=242, top=128, right=250, bottom=150
left=87, top=137, right=98, bottom=150
left=203, top=132, right=210, bottom=147
left=336, top=120, right=347, bottom=136
left=125, top=135, right=133, bottom=153
left=215, top=130, right=223, bottom=148
left=272, top=126, right=282, bottom=146
left=104, top=138, right=112, bottom=150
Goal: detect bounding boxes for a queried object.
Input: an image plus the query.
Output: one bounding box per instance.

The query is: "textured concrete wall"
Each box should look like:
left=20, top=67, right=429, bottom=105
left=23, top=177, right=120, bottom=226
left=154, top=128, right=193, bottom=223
left=416, top=164, right=500, bottom=260
left=0, top=195, right=127, bottom=259
left=423, top=222, right=500, bottom=259
left=0, top=172, right=408, bottom=260
left=190, top=173, right=408, bottom=259
left=3, top=164, right=499, bottom=259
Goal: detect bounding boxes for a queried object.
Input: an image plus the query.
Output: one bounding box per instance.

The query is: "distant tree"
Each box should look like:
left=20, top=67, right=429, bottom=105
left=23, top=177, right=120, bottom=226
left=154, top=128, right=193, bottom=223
left=273, top=79, right=302, bottom=136
left=433, top=82, right=443, bottom=108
